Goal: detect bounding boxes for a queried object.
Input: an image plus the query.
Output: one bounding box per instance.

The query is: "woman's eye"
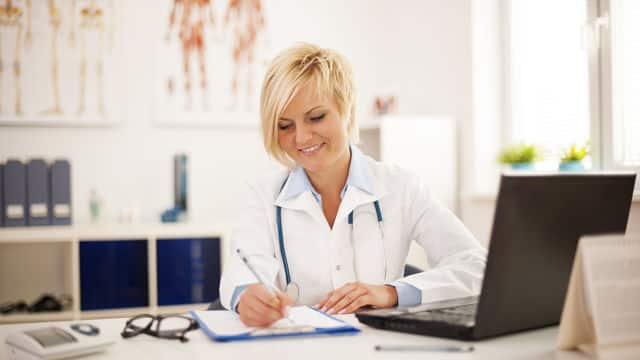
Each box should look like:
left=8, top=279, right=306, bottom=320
left=278, top=123, right=292, bottom=130
left=310, top=114, right=325, bottom=122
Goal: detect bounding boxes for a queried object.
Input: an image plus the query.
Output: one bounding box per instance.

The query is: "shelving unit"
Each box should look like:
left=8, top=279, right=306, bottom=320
left=0, top=223, right=230, bottom=324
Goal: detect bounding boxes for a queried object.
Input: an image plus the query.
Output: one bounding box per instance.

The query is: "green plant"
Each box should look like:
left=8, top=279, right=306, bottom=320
left=498, top=143, right=543, bottom=164
left=560, top=141, right=590, bottom=162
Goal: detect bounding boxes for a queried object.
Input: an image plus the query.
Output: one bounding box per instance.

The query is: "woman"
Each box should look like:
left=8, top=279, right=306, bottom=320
left=219, top=43, right=487, bottom=327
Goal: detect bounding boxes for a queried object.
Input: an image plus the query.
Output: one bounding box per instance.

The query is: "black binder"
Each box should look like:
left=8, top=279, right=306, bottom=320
left=50, top=160, right=72, bottom=225
left=27, top=159, right=51, bottom=226
left=3, top=160, right=27, bottom=227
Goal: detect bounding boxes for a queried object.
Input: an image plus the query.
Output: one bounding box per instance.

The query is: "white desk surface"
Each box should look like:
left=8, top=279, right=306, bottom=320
left=0, top=315, right=590, bottom=360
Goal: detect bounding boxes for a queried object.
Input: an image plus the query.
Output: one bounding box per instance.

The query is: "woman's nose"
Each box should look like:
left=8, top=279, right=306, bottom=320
left=295, top=123, right=313, bottom=144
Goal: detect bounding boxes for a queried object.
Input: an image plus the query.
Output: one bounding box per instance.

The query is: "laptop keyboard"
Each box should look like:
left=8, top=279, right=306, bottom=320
left=403, top=304, right=477, bottom=326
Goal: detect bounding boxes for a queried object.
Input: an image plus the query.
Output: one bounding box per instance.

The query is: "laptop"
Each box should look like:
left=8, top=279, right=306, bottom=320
left=356, top=172, right=636, bottom=341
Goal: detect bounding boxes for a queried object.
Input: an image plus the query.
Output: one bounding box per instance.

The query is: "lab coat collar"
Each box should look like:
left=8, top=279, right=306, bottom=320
left=277, top=144, right=374, bottom=203
left=274, top=145, right=388, bottom=223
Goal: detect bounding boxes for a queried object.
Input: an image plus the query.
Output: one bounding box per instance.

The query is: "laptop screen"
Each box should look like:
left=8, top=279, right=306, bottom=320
left=473, top=172, right=636, bottom=338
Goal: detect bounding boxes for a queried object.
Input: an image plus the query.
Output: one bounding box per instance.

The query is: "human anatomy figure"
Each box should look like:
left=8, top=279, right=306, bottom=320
left=166, top=0, right=216, bottom=111
left=69, top=0, right=114, bottom=116
left=0, top=0, right=31, bottom=116
left=223, top=0, right=264, bottom=111
left=41, top=0, right=63, bottom=115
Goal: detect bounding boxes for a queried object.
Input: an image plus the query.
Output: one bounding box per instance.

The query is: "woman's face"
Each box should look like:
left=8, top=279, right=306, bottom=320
left=277, top=82, right=350, bottom=176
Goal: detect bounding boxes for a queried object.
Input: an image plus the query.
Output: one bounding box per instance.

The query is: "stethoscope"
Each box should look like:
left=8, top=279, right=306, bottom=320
left=276, top=177, right=385, bottom=303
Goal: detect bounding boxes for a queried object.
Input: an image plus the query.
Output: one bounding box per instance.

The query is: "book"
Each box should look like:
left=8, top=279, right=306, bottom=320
left=557, top=234, right=640, bottom=358
left=190, top=306, right=360, bottom=342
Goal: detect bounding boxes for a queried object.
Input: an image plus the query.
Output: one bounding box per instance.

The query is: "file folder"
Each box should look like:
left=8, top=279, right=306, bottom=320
left=50, top=159, right=72, bottom=225
left=27, top=159, right=50, bottom=226
left=3, top=160, right=27, bottom=227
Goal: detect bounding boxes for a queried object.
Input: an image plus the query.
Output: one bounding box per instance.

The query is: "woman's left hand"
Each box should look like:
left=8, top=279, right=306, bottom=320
left=316, top=282, right=398, bottom=314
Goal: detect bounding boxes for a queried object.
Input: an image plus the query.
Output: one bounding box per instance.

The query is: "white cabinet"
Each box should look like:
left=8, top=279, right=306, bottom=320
left=0, top=223, right=230, bottom=323
left=359, top=115, right=457, bottom=271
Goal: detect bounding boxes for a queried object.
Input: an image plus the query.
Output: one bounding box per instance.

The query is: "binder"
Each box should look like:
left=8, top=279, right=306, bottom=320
left=50, top=159, right=72, bottom=225
left=190, top=307, right=360, bottom=342
left=0, top=163, right=4, bottom=227
left=3, top=160, right=27, bottom=227
left=27, top=159, right=51, bottom=226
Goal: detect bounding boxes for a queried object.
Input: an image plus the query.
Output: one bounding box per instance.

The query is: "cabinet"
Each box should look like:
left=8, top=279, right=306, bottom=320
left=359, top=115, right=457, bottom=271
left=0, top=223, right=230, bottom=323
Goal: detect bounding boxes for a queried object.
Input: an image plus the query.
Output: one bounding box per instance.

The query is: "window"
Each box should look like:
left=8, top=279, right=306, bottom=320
left=507, top=0, right=590, bottom=168
left=599, top=0, right=640, bottom=194
left=505, top=0, right=639, bottom=193
left=604, top=0, right=640, bottom=169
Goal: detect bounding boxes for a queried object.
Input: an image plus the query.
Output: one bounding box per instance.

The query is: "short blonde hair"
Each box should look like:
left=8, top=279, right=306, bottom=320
left=260, top=43, right=358, bottom=167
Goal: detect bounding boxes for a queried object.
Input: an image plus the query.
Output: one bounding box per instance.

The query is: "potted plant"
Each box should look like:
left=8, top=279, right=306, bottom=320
left=559, top=141, right=590, bottom=171
left=498, top=143, right=543, bottom=170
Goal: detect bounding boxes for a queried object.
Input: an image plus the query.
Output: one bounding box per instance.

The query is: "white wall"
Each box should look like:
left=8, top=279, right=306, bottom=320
left=0, top=0, right=473, bottom=226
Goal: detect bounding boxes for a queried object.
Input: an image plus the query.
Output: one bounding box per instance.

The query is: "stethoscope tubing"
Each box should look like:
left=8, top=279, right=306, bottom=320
left=276, top=178, right=384, bottom=287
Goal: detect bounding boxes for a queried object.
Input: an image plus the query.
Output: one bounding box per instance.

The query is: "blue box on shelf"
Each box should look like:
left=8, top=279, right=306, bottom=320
left=79, top=239, right=149, bottom=310
left=156, top=237, right=221, bottom=306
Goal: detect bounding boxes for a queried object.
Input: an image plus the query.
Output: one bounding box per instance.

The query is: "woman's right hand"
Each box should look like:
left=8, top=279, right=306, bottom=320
left=237, top=284, right=293, bottom=327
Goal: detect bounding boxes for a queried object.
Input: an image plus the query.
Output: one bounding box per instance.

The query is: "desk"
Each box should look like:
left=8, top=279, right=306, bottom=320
left=0, top=315, right=588, bottom=360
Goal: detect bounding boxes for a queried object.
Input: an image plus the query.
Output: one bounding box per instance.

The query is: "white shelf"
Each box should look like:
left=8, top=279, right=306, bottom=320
left=0, top=223, right=229, bottom=324
left=0, top=311, right=75, bottom=324
left=0, top=223, right=231, bottom=243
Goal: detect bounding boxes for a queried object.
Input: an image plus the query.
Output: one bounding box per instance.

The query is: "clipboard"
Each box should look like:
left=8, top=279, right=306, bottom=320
left=190, top=306, right=360, bottom=342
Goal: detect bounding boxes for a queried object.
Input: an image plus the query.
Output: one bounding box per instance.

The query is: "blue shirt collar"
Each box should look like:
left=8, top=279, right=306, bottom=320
left=281, top=145, right=373, bottom=202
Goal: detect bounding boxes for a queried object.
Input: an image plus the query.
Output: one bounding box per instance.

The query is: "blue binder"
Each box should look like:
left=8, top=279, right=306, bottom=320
left=50, top=160, right=72, bottom=225
left=3, top=160, right=27, bottom=227
left=27, top=159, right=51, bottom=226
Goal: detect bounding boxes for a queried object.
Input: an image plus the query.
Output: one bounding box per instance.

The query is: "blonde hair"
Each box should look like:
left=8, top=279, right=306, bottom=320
left=260, top=43, right=358, bottom=167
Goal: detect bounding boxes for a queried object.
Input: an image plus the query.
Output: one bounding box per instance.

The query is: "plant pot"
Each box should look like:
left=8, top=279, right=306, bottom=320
left=558, top=160, right=584, bottom=171
left=510, top=162, right=534, bottom=170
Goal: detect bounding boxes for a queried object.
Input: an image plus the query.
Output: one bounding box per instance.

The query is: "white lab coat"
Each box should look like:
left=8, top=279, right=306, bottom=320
left=219, top=154, right=487, bottom=309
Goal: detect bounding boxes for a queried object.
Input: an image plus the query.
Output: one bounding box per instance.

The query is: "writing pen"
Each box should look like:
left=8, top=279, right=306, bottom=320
left=236, top=248, right=279, bottom=295
left=236, top=248, right=293, bottom=322
left=374, top=344, right=474, bottom=352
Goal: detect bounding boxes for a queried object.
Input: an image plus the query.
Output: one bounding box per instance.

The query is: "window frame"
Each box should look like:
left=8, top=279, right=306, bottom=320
left=503, top=0, right=639, bottom=195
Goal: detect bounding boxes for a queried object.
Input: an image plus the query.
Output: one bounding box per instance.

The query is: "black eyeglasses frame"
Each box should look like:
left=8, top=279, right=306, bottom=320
left=121, top=314, right=199, bottom=343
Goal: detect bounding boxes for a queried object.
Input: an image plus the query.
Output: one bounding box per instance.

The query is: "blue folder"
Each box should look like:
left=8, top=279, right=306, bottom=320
left=190, top=307, right=360, bottom=342
left=3, top=160, right=27, bottom=227
left=50, top=159, right=72, bottom=225
left=27, top=159, right=51, bottom=226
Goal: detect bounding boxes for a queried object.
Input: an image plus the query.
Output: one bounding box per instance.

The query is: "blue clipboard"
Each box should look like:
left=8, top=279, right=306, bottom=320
left=190, top=307, right=360, bottom=342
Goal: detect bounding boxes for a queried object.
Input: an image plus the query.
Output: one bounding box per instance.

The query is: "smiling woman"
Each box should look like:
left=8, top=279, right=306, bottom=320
left=219, top=43, right=487, bottom=328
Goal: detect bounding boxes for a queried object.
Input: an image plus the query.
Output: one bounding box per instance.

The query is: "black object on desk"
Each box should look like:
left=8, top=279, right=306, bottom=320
left=357, top=172, right=637, bottom=341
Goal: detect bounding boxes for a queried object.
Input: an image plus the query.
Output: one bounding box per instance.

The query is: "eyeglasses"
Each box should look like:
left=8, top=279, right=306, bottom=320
left=121, top=314, right=199, bottom=343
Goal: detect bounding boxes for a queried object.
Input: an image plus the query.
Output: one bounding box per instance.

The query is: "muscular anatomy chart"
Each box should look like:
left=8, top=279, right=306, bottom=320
left=166, top=0, right=216, bottom=111
left=156, top=0, right=269, bottom=125
left=224, top=0, right=264, bottom=111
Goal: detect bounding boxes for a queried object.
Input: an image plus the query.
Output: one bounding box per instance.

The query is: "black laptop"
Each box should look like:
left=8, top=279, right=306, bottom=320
left=356, top=172, right=636, bottom=340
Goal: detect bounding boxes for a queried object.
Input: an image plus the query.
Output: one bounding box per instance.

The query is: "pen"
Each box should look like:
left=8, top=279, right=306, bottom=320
left=236, top=248, right=279, bottom=295
left=374, top=344, right=474, bottom=352
left=236, top=248, right=293, bottom=322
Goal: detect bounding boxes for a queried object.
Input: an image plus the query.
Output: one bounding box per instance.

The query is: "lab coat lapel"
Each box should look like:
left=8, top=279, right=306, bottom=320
left=274, top=191, right=327, bottom=228
left=335, top=164, right=389, bottom=224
